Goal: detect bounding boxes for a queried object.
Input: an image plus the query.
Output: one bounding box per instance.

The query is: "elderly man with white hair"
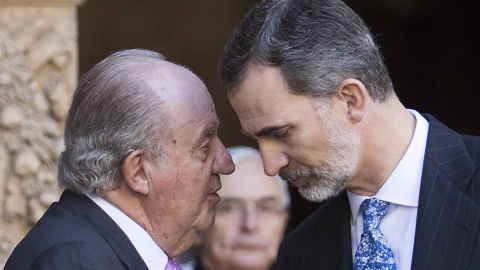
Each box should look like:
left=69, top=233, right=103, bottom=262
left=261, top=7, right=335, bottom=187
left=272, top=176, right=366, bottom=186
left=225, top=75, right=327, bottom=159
left=181, top=146, right=290, bottom=270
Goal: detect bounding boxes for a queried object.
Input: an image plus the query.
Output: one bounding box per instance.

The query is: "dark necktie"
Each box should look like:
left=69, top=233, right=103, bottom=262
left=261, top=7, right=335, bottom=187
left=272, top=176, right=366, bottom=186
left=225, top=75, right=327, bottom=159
left=354, top=198, right=397, bottom=270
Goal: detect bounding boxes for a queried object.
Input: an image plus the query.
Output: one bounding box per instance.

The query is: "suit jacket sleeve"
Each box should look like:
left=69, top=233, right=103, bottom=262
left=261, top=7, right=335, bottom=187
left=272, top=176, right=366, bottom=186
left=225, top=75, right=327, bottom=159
left=5, top=190, right=149, bottom=270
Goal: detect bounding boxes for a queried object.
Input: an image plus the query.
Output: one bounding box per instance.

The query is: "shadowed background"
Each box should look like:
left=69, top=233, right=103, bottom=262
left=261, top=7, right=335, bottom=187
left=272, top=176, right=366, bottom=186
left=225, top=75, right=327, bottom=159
left=78, top=0, right=480, bottom=234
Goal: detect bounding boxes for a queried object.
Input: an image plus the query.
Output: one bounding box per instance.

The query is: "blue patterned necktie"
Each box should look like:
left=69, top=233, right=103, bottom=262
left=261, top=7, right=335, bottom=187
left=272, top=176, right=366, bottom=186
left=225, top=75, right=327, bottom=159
left=354, top=198, right=397, bottom=270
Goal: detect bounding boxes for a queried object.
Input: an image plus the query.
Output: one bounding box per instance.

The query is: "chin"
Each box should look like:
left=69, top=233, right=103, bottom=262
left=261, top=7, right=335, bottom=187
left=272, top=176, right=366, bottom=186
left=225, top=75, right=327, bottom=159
left=232, top=260, right=270, bottom=270
left=196, top=208, right=216, bottom=232
left=232, top=252, right=271, bottom=269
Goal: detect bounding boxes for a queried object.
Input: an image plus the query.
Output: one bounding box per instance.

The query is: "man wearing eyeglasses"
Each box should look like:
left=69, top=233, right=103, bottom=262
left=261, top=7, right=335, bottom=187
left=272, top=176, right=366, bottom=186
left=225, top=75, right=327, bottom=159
left=190, top=146, right=290, bottom=270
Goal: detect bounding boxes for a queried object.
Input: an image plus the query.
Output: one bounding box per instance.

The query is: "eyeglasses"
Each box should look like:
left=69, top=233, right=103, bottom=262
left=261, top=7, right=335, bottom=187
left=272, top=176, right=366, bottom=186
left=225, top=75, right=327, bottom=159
left=215, top=199, right=287, bottom=219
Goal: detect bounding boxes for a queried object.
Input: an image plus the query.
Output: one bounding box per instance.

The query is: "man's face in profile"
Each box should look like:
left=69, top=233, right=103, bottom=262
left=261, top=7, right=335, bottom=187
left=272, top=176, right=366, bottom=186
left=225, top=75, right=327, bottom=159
left=139, top=64, right=234, bottom=256
left=229, top=65, right=361, bottom=203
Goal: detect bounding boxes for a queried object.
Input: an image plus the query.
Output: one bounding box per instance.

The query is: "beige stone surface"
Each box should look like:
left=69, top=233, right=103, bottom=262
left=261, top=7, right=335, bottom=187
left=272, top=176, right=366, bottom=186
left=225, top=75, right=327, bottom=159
left=0, top=1, right=83, bottom=266
left=0, top=0, right=85, bottom=6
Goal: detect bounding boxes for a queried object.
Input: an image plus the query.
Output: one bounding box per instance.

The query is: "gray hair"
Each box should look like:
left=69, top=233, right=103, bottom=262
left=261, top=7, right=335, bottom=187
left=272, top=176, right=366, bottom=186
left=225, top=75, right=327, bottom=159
left=58, top=49, right=170, bottom=196
left=227, top=146, right=291, bottom=208
left=219, top=0, right=394, bottom=101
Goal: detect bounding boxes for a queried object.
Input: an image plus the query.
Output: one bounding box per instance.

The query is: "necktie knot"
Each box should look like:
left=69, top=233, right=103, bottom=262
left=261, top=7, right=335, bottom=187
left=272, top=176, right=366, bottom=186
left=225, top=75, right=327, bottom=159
left=361, top=198, right=390, bottom=232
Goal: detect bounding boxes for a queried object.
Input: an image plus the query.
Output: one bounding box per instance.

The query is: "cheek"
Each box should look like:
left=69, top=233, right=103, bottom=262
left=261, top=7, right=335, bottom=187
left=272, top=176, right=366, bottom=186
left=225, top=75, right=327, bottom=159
left=188, top=155, right=214, bottom=179
left=290, top=137, right=328, bottom=167
left=264, top=220, right=288, bottom=244
left=193, top=148, right=209, bottom=162
left=169, top=169, right=208, bottom=212
left=177, top=163, right=208, bottom=191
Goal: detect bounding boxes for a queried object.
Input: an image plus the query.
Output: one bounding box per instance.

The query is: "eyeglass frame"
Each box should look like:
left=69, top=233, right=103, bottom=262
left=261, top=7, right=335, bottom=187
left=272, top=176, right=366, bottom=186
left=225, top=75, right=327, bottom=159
left=215, top=197, right=288, bottom=220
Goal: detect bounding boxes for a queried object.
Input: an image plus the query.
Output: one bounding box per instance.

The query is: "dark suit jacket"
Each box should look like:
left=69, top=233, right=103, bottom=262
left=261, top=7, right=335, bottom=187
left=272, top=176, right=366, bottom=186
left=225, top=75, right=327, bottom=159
left=5, top=189, right=149, bottom=270
left=276, top=114, right=480, bottom=269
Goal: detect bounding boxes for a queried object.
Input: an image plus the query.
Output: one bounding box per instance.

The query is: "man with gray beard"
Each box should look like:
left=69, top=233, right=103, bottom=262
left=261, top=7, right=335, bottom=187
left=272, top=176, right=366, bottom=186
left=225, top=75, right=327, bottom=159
left=218, top=0, right=480, bottom=269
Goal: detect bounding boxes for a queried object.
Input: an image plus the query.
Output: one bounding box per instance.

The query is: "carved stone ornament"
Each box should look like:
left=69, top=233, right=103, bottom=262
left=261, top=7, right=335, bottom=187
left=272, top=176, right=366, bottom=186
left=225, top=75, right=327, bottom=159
left=0, top=0, right=85, bottom=7
left=0, top=1, right=84, bottom=266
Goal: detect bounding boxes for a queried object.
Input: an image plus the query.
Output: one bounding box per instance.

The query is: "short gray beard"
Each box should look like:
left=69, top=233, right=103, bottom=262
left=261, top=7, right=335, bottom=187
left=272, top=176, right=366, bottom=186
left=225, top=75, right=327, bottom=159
left=280, top=102, right=361, bottom=203
left=281, top=166, right=350, bottom=202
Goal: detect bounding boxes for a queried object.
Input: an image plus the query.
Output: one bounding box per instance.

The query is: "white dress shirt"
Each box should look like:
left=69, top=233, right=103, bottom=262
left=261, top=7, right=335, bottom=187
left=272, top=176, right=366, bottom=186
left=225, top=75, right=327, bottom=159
left=348, top=109, right=429, bottom=270
left=89, top=195, right=168, bottom=270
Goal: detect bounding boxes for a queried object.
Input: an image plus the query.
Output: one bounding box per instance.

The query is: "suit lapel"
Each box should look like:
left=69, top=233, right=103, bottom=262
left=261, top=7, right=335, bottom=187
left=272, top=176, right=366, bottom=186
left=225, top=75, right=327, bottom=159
left=412, top=115, right=480, bottom=269
left=59, top=190, right=149, bottom=270
left=333, top=192, right=355, bottom=270
left=310, top=191, right=353, bottom=269
left=277, top=191, right=353, bottom=269
left=312, top=191, right=353, bottom=270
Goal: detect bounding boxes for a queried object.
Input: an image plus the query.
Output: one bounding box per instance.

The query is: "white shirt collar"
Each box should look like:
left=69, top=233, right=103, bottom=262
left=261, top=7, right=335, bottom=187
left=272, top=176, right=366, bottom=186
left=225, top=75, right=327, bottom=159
left=348, top=109, right=429, bottom=223
left=88, top=195, right=169, bottom=269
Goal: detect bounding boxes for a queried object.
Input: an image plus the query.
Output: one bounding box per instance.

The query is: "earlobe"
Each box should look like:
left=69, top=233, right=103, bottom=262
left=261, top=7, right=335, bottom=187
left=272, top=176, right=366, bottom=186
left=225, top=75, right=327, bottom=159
left=120, top=149, right=150, bottom=195
left=337, top=79, right=367, bottom=124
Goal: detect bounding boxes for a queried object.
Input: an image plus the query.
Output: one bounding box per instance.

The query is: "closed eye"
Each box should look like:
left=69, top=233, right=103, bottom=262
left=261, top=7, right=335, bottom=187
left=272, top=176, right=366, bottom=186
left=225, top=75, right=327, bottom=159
left=254, top=124, right=297, bottom=140
left=273, top=128, right=293, bottom=139
left=201, top=141, right=211, bottom=150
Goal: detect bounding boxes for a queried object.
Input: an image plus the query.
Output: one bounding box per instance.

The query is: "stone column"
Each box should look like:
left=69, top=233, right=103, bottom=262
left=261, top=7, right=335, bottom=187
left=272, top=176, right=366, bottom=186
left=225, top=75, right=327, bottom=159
left=0, top=0, right=85, bottom=265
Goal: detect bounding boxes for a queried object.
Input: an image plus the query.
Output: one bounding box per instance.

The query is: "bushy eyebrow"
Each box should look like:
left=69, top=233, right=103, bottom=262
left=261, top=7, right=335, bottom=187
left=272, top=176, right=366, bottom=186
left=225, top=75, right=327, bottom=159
left=204, top=118, right=220, bottom=137
left=241, top=123, right=296, bottom=138
left=219, top=197, right=243, bottom=204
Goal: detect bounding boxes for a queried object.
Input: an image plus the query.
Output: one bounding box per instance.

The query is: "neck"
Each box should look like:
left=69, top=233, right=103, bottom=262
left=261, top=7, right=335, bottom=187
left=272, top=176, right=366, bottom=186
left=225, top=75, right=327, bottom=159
left=347, top=97, right=416, bottom=196
left=104, top=182, right=197, bottom=258
left=103, top=184, right=150, bottom=230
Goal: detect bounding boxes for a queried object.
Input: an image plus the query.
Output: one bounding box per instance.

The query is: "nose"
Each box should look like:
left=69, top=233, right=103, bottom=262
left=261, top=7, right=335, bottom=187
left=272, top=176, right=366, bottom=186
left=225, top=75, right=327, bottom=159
left=259, top=141, right=288, bottom=176
left=240, top=204, right=259, bottom=232
left=213, top=138, right=235, bottom=175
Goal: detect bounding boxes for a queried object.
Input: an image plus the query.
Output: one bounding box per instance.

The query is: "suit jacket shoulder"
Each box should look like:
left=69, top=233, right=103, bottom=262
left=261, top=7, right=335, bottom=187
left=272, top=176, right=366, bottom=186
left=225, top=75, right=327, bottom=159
left=277, top=114, right=480, bottom=270
left=412, top=114, right=480, bottom=270
left=5, top=189, right=148, bottom=270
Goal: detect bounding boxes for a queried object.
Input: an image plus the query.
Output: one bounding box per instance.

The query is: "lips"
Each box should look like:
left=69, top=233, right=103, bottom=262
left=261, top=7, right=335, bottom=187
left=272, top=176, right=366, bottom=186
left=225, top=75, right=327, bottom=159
left=279, top=170, right=296, bottom=183
left=279, top=172, right=301, bottom=185
left=282, top=175, right=299, bottom=183
left=210, top=179, right=222, bottom=195
left=280, top=169, right=314, bottom=186
left=233, top=241, right=266, bottom=250
left=207, top=178, right=222, bottom=203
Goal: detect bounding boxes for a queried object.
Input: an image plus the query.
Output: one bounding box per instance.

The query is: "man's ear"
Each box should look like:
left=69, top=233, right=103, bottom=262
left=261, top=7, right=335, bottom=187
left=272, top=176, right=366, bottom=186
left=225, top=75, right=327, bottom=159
left=120, top=149, right=149, bottom=195
left=336, top=79, right=368, bottom=124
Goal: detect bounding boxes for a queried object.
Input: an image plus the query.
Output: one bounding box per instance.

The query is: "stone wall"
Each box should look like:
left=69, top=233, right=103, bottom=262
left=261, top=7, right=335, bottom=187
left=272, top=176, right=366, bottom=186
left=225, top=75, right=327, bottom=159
left=0, top=0, right=84, bottom=265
